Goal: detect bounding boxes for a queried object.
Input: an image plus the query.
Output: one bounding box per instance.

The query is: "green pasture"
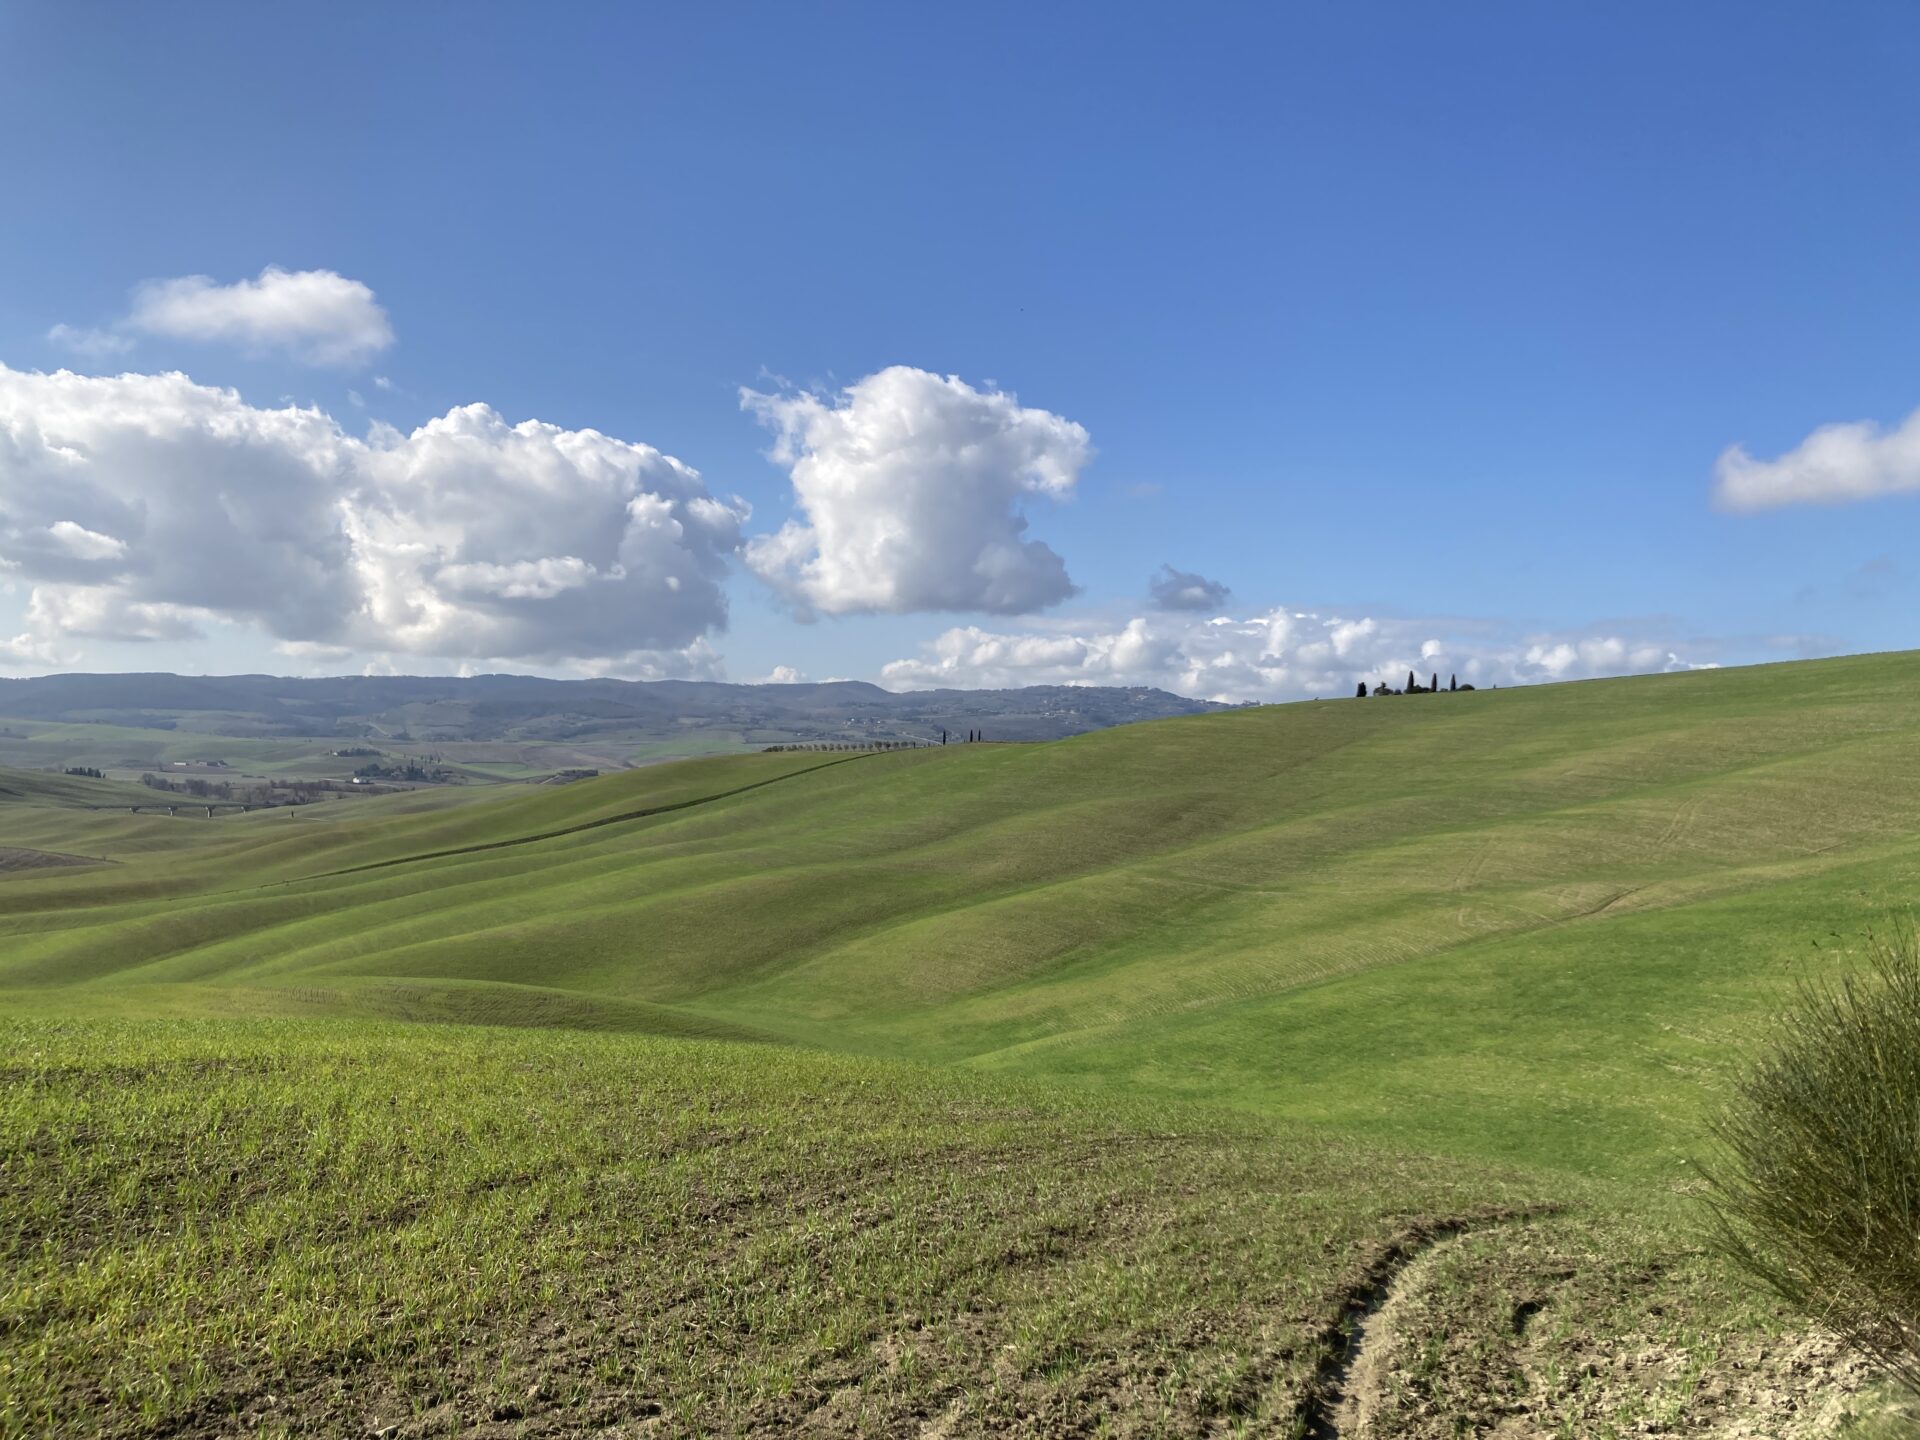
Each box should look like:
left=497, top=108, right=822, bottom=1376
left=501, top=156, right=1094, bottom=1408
left=6, top=652, right=1915, bottom=1177
left=1, top=652, right=1911, bottom=1434
left=0, top=718, right=641, bottom=783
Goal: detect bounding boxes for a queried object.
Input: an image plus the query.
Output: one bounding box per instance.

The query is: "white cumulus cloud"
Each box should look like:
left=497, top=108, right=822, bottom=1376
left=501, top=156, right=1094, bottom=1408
left=0, top=366, right=359, bottom=637
left=1716, top=407, right=1920, bottom=510
left=880, top=608, right=1707, bottom=702
left=0, top=364, right=746, bottom=672
left=347, top=403, right=746, bottom=663
left=126, top=266, right=394, bottom=367
left=742, top=367, right=1089, bottom=618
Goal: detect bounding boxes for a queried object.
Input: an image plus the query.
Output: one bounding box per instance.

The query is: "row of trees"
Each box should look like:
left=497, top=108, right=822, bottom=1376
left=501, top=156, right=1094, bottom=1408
left=758, top=730, right=1019, bottom=753
left=138, top=773, right=364, bottom=805
left=1357, top=671, right=1478, bottom=698
left=760, top=740, right=929, bottom=753
left=763, top=732, right=1001, bottom=751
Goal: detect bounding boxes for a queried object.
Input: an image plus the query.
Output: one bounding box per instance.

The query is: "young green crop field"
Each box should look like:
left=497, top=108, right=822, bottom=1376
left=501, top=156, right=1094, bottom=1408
left=3, top=652, right=1916, bottom=1436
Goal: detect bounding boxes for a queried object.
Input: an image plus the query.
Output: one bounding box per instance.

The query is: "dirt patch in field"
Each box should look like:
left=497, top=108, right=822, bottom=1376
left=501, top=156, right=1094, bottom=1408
left=1304, top=1213, right=1879, bottom=1439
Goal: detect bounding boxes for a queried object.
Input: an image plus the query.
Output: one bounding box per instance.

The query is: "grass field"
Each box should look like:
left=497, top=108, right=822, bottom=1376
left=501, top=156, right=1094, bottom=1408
left=0, top=717, right=670, bottom=786
left=4, top=652, right=1916, bottom=1435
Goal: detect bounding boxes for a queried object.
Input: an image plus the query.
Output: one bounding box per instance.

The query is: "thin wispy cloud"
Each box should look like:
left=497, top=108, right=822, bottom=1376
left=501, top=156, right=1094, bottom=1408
left=46, top=323, right=135, bottom=360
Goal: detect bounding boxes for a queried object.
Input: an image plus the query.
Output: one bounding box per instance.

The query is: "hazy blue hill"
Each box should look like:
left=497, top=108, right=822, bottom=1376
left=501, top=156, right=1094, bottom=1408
left=0, top=671, right=1221, bottom=748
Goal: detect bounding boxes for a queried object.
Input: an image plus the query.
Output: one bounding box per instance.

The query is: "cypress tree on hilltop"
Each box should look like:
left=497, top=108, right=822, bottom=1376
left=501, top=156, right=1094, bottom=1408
left=1355, top=681, right=1367, bottom=699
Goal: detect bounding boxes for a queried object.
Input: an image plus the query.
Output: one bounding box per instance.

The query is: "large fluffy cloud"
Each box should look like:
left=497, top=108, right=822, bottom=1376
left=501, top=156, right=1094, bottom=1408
left=742, top=367, right=1089, bottom=617
left=0, top=365, right=746, bottom=670
left=881, top=609, right=1706, bottom=702
left=1716, top=407, right=1920, bottom=510
left=347, top=404, right=744, bottom=662
left=0, top=367, right=359, bottom=641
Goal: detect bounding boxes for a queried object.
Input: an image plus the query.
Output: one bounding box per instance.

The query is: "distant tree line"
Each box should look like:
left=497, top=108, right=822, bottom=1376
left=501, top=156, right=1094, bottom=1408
left=760, top=740, right=929, bottom=753
left=353, top=758, right=457, bottom=783
left=63, top=766, right=105, bottom=779
left=1356, top=670, right=1477, bottom=698
left=138, top=773, right=380, bottom=805
left=760, top=733, right=1004, bottom=752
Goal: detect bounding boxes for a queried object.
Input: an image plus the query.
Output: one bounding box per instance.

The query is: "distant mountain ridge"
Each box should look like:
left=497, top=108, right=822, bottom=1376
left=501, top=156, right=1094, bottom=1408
left=0, top=672, right=1224, bottom=747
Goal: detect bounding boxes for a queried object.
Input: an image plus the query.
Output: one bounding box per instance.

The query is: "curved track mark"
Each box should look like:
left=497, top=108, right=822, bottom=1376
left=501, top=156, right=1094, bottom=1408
left=1293, top=1206, right=1556, bottom=1439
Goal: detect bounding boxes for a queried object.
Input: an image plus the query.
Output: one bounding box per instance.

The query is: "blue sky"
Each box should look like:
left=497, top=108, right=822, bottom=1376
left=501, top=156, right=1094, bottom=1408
left=0, top=2, right=1914, bottom=699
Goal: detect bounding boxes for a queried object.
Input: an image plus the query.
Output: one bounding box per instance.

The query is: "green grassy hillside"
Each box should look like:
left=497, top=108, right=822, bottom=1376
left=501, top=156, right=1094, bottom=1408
left=0, top=765, right=164, bottom=809
left=3, top=652, right=1911, bottom=1435
left=6, top=652, right=1916, bottom=1175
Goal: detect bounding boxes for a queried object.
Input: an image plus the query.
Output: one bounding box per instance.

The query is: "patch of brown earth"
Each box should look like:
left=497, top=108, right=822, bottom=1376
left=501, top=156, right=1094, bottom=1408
left=1312, top=1214, right=1878, bottom=1439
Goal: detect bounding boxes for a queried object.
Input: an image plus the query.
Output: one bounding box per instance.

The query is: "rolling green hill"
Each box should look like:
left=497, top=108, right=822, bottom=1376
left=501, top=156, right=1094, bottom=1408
left=4, top=651, right=1912, bottom=1435
left=6, top=651, right=1917, bottom=1173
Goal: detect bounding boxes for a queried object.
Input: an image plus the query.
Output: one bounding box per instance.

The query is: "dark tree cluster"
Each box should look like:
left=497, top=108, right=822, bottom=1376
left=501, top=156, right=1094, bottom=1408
left=353, top=758, right=456, bottom=783
left=63, top=766, right=105, bottom=779
left=1357, top=671, right=1476, bottom=698
left=936, top=729, right=989, bottom=744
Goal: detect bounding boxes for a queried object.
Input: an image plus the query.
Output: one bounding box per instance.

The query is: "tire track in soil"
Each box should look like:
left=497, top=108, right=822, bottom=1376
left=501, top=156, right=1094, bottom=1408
left=1291, top=1206, right=1554, bottom=1440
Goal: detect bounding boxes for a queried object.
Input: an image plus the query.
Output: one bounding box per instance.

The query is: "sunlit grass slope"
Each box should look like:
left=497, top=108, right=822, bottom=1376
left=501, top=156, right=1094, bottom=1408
left=4, top=651, right=1918, bottom=1179
left=3, top=1017, right=1567, bottom=1437
left=3, top=654, right=1909, bottom=1437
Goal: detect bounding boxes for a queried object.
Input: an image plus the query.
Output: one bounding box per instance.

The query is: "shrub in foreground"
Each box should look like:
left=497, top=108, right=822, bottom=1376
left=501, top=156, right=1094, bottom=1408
left=1705, top=919, right=1920, bottom=1391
